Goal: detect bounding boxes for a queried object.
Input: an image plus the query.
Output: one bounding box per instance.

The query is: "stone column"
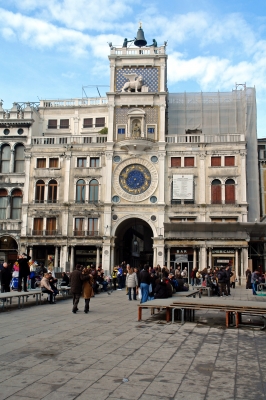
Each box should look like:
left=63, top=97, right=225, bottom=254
left=54, top=246, right=59, bottom=270
left=153, top=246, right=157, bottom=268
left=157, top=245, right=164, bottom=268
left=96, top=246, right=100, bottom=268
left=102, top=242, right=111, bottom=274
left=193, top=248, right=197, bottom=270
left=110, top=245, right=115, bottom=272
left=159, top=104, right=166, bottom=142
left=110, top=64, right=115, bottom=92
left=10, top=150, right=15, bottom=173
left=200, top=245, right=207, bottom=271
left=60, top=245, right=68, bottom=271
left=29, top=246, right=33, bottom=259
left=235, top=248, right=239, bottom=283
left=64, top=154, right=71, bottom=202
left=242, top=247, right=248, bottom=285
left=70, top=245, right=75, bottom=272
left=240, top=152, right=247, bottom=203
left=160, top=64, right=165, bottom=92
left=158, top=152, right=165, bottom=204
left=199, top=154, right=206, bottom=205
left=208, top=248, right=212, bottom=268
left=167, top=247, right=170, bottom=269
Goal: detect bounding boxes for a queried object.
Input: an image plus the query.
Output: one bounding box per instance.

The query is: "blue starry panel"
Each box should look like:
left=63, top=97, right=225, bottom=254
left=116, top=68, right=159, bottom=92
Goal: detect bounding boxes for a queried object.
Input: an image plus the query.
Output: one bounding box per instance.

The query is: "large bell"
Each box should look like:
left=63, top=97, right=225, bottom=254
left=134, top=26, right=147, bottom=47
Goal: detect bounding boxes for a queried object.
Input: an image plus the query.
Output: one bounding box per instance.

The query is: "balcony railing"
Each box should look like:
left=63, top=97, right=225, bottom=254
left=73, top=230, right=99, bottom=237
left=166, top=134, right=244, bottom=144
left=40, top=98, right=108, bottom=108
left=32, top=135, right=107, bottom=145
left=34, top=200, right=58, bottom=204
left=31, top=230, right=61, bottom=236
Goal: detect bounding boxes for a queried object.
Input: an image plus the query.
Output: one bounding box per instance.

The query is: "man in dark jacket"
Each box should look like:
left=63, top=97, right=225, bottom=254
left=225, top=266, right=232, bottom=296
left=217, top=267, right=227, bottom=296
left=70, top=264, right=83, bottom=313
left=17, top=253, right=31, bottom=292
left=1, top=262, right=12, bottom=293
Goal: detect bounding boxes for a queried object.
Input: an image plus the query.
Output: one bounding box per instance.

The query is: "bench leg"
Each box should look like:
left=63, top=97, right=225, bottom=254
left=226, top=311, right=230, bottom=327
left=235, top=312, right=241, bottom=328
left=181, top=308, right=185, bottom=324
left=138, top=307, right=142, bottom=321
left=166, top=307, right=170, bottom=323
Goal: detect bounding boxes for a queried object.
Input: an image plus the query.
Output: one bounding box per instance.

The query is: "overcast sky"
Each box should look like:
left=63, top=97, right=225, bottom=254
left=1, top=0, right=266, bottom=137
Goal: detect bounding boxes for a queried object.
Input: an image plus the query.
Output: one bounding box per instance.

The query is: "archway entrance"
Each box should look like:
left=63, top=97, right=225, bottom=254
left=114, top=218, right=153, bottom=268
left=0, top=236, right=18, bottom=266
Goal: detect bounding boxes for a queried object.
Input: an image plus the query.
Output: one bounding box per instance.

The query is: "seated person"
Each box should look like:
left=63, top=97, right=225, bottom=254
left=97, top=271, right=108, bottom=292
left=168, top=273, right=178, bottom=293
left=176, top=277, right=188, bottom=292
left=61, top=272, right=70, bottom=286
left=48, top=272, right=59, bottom=298
left=40, top=273, right=55, bottom=304
left=154, top=278, right=169, bottom=299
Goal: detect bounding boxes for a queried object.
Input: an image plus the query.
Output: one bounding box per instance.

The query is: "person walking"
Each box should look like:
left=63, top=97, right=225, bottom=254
left=225, top=265, right=232, bottom=295
left=126, top=267, right=138, bottom=300
left=217, top=267, right=227, bottom=296
left=251, top=270, right=259, bottom=295
left=81, top=267, right=94, bottom=313
left=70, top=264, right=83, bottom=313
left=139, top=265, right=150, bottom=303
left=17, top=253, right=31, bottom=292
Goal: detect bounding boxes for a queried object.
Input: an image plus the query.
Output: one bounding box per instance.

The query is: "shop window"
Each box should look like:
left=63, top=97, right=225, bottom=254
left=90, top=157, right=100, bottom=167
left=74, top=218, right=84, bottom=236
left=211, top=156, right=221, bottom=167
left=33, top=218, right=43, bottom=235
left=89, top=179, right=99, bottom=202
left=37, top=158, right=46, bottom=168
left=46, top=217, right=56, bottom=235
left=184, top=157, right=194, bottom=167
left=48, top=119, right=57, bottom=129
left=59, top=119, right=69, bottom=129
left=0, top=189, right=8, bottom=219
left=48, top=180, right=58, bottom=203
left=49, top=158, right=59, bottom=168
left=83, top=118, right=93, bottom=128
left=77, top=157, right=87, bottom=167
left=211, top=179, right=222, bottom=204
left=0, top=144, right=11, bottom=173
left=35, top=180, right=45, bottom=203
left=76, top=179, right=85, bottom=203
left=225, top=179, right=235, bottom=204
left=171, top=157, right=181, bottom=167
left=11, top=189, right=22, bottom=219
left=95, top=117, right=105, bottom=127
left=88, top=218, right=98, bottom=235
left=225, top=156, right=235, bottom=166
left=14, top=144, right=25, bottom=173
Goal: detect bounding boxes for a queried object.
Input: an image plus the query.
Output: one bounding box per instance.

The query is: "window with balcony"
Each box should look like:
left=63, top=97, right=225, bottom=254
left=225, top=179, right=235, bottom=204
left=83, top=118, right=93, bottom=128
left=14, top=144, right=25, bottom=173
left=35, top=180, right=45, bottom=203
left=48, top=119, right=57, bottom=129
left=225, top=156, right=235, bottom=166
left=76, top=179, right=85, bottom=203
left=90, top=157, right=100, bottom=167
left=48, top=180, right=57, bottom=203
left=11, top=189, right=22, bottom=219
left=211, top=179, right=222, bottom=204
left=211, top=156, right=221, bottom=166
left=33, top=218, right=43, bottom=235
left=95, top=117, right=105, bottom=127
left=74, top=218, right=84, bottom=236
left=184, top=157, right=194, bottom=167
left=37, top=158, right=46, bottom=168
left=171, top=157, right=181, bottom=167
left=49, top=158, right=59, bottom=168
left=77, top=157, right=87, bottom=167
left=46, top=217, right=56, bottom=235
left=59, top=119, right=69, bottom=129
left=0, top=189, right=8, bottom=219
left=89, top=179, right=99, bottom=203
left=0, top=144, right=11, bottom=173
left=88, top=218, right=98, bottom=235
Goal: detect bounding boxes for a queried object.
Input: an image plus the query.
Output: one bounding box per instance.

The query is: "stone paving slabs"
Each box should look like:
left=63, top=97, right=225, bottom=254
left=0, top=286, right=266, bottom=399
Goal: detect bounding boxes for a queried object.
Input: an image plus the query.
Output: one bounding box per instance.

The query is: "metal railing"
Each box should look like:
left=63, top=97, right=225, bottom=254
left=73, top=230, right=99, bottom=237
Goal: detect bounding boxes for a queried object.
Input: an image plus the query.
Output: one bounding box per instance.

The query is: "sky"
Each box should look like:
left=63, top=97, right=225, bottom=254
left=0, top=0, right=266, bottom=137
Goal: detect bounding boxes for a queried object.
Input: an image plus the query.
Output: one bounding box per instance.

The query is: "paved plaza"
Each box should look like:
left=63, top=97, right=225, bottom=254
left=0, top=287, right=266, bottom=400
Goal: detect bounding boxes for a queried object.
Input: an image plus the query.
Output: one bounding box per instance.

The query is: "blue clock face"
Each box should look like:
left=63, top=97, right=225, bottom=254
left=119, top=164, right=151, bottom=195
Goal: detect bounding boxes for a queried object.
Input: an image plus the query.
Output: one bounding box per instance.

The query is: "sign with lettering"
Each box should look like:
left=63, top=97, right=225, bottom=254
left=173, top=175, right=193, bottom=199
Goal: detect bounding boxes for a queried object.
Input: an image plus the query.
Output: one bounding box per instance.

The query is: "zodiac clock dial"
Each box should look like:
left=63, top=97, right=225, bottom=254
left=119, top=164, right=151, bottom=195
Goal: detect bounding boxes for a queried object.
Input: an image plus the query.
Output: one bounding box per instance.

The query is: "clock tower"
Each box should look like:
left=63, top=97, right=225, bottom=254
left=102, top=26, right=168, bottom=271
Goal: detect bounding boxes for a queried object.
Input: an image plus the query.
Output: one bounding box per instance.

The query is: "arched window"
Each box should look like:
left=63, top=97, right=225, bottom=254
left=35, top=180, right=45, bottom=203
left=89, top=179, right=99, bottom=202
left=76, top=179, right=85, bottom=203
left=11, top=189, right=22, bottom=219
left=0, top=189, right=8, bottom=219
left=0, top=144, right=11, bottom=173
left=48, top=180, right=57, bottom=203
left=14, top=144, right=25, bottom=173
left=211, top=179, right=222, bottom=204
left=225, top=179, right=235, bottom=204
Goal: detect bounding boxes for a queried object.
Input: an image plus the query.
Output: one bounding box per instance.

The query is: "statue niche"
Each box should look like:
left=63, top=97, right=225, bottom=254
left=122, top=73, right=143, bottom=92
left=132, top=119, right=141, bottom=137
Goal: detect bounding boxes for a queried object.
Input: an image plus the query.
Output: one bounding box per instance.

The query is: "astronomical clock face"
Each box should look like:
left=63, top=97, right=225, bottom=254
left=119, top=164, right=151, bottom=195
left=113, top=158, right=158, bottom=202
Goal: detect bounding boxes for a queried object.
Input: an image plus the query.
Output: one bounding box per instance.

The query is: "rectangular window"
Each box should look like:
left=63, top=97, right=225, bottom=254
left=74, top=218, right=84, bottom=236
left=118, top=128, right=125, bottom=134
left=49, top=158, right=59, bottom=168
left=59, top=119, right=69, bottom=129
left=33, top=218, right=43, bottom=235
left=184, top=157, right=194, bottom=167
left=171, top=157, right=181, bottom=167
left=225, top=156, right=235, bottom=166
left=88, top=218, right=98, bottom=235
left=48, top=119, right=57, bottom=129
left=37, top=158, right=46, bottom=168
left=83, top=118, right=93, bottom=128
left=0, top=196, right=8, bottom=219
left=147, top=126, right=155, bottom=134
left=95, top=117, right=105, bottom=127
left=211, top=156, right=221, bottom=166
left=11, top=197, right=22, bottom=219
left=77, top=157, right=87, bottom=167
left=90, top=157, right=100, bottom=167
left=46, top=218, right=56, bottom=235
